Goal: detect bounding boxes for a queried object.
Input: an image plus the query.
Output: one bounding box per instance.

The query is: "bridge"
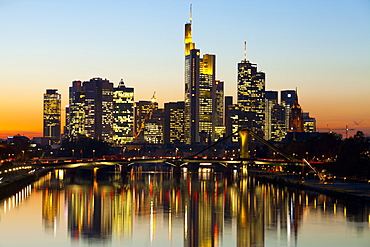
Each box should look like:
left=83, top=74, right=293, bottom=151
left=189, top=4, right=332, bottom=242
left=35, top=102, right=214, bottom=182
left=32, top=128, right=325, bottom=179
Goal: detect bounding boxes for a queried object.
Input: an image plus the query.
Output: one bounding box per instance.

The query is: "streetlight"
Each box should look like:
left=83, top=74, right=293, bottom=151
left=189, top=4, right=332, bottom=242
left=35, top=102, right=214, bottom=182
left=72, top=149, right=74, bottom=157
left=175, top=148, right=179, bottom=157
left=93, top=150, right=96, bottom=159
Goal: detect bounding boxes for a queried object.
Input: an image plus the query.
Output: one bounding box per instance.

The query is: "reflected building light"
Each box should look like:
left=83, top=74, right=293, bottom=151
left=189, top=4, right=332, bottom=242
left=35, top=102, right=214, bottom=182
left=168, top=208, right=172, bottom=243
left=334, top=203, right=337, bottom=215
left=184, top=204, right=188, bottom=242
left=150, top=199, right=155, bottom=243
left=344, top=206, right=347, bottom=217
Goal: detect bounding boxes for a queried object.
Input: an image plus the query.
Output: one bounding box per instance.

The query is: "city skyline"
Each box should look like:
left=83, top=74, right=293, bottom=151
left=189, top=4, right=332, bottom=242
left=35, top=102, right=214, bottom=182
left=1, top=0, right=369, bottom=139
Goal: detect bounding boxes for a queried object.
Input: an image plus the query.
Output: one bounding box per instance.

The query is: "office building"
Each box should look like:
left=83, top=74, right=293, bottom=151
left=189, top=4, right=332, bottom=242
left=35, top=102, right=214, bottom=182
left=134, top=100, right=159, bottom=142
left=281, top=90, right=296, bottom=130
left=164, top=101, right=185, bottom=144
left=83, top=78, right=114, bottom=142
left=144, top=108, right=164, bottom=144
left=113, top=79, right=134, bottom=145
left=264, top=91, right=278, bottom=140
left=303, top=112, right=316, bottom=133
left=43, top=89, right=61, bottom=144
left=184, top=11, right=217, bottom=144
left=213, top=80, right=225, bottom=140
left=66, top=81, right=85, bottom=140
left=224, top=96, right=233, bottom=138
left=237, top=49, right=265, bottom=136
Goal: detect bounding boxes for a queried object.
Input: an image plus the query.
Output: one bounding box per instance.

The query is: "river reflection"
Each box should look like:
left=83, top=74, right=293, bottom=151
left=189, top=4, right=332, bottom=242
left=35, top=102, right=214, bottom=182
left=0, top=168, right=369, bottom=247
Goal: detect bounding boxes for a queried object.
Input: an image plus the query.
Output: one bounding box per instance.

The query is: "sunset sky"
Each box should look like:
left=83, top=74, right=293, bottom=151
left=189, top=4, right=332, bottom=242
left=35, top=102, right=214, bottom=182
left=0, top=0, right=369, bottom=139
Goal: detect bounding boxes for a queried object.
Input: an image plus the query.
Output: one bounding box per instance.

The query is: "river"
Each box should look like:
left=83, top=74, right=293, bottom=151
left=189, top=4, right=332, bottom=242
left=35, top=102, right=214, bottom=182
left=0, top=167, right=369, bottom=247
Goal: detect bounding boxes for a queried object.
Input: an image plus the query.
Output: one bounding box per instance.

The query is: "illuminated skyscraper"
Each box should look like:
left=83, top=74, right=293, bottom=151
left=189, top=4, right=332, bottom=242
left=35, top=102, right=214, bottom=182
left=281, top=90, right=296, bottom=130
left=134, top=101, right=158, bottom=142
left=264, top=91, right=278, bottom=140
left=237, top=45, right=265, bottom=136
left=83, top=78, right=114, bottom=142
left=113, top=79, right=134, bottom=145
left=164, top=101, right=185, bottom=143
left=66, top=81, right=85, bottom=140
left=43, top=89, right=61, bottom=143
left=184, top=9, right=217, bottom=144
left=303, top=112, right=316, bottom=132
left=213, top=80, right=225, bottom=140
left=224, top=96, right=233, bottom=138
left=144, top=108, right=164, bottom=144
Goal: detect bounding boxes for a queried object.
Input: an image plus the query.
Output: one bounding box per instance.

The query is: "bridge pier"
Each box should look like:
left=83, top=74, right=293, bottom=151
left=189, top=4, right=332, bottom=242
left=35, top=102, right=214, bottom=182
left=239, top=129, right=249, bottom=159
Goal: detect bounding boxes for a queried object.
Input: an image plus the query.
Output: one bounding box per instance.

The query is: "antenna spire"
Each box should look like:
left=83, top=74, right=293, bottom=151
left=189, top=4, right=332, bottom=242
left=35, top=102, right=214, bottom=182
left=244, top=41, right=247, bottom=61
left=190, top=3, right=192, bottom=24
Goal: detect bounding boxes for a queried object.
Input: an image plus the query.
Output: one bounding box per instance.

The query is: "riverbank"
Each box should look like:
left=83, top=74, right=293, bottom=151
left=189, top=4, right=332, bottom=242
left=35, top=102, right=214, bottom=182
left=0, top=169, right=50, bottom=200
left=250, top=170, right=370, bottom=203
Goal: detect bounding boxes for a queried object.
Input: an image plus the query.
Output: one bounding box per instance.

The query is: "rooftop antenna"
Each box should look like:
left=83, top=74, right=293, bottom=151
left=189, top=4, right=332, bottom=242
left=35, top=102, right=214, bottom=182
left=190, top=3, right=192, bottom=24
left=244, top=41, right=247, bottom=61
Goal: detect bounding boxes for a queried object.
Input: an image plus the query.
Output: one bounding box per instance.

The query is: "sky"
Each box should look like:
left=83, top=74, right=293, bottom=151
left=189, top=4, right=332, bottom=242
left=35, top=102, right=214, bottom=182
left=0, top=0, right=369, bottom=139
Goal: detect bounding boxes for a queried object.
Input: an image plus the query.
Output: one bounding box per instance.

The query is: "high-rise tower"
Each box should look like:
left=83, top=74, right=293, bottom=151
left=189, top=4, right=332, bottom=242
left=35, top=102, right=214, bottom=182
left=43, top=89, right=61, bottom=143
left=237, top=42, right=265, bottom=136
left=289, top=91, right=304, bottom=132
left=83, top=78, right=114, bottom=142
left=66, top=81, right=85, bottom=140
left=113, top=79, right=134, bottom=145
left=184, top=6, right=217, bottom=144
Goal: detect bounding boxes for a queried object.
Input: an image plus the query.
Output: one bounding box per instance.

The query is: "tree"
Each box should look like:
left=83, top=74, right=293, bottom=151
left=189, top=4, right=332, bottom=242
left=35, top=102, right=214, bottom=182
left=335, top=131, right=370, bottom=178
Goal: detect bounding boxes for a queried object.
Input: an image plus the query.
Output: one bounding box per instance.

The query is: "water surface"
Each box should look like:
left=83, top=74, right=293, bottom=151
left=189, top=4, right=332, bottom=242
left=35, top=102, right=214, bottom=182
left=0, top=168, right=369, bottom=246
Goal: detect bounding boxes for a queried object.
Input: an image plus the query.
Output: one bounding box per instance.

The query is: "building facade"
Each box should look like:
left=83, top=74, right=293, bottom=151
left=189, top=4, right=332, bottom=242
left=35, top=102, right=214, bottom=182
left=184, top=18, right=218, bottom=144
left=83, top=78, right=114, bottom=142
left=237, top=59, right=266, bottom=137
left=113, top=79, right=134, bottom=145
left=43, top=89, right=61, bottom=144
left=164, top=101, right=185, bottom=144
left=289, top=92, right=304, bottom=132
left=66, top=81, right=85, bottom=140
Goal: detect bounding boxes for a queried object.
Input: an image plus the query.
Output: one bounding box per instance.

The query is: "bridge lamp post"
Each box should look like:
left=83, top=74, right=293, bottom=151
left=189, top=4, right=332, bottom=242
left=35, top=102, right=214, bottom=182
left=93, top=150, right=96, bottom=159
left=72, top=149, right=74, bottom=157
left=175, top=148, right=179, bottom=157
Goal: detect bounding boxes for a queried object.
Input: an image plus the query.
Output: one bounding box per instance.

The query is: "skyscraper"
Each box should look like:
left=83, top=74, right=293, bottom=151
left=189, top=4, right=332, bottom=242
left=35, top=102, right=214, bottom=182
left=113, top=79, right=134, bottom=145
left=184, top=9, right=217, bottom=144
left=66, top=81, right=85, bottom=140
left=213, top=80, right=225, bottom=140
left=134, top=100, right=159, bottom=142
left=289, top=92, right=304, bottom=132
left=43, top=89, right=61, bottom=143
left=164, top=101, right=185, bottom=144
left=83, top=78, right=114, bottom=141
left=237, top=45, right=265, bottom=136
left=144, top=108, right=164, bottom=144
left=303, top=112, right=316, bottom=133
left=281, top=90, right=296, bottom=131
left=264, top=91, right=278, bottom=140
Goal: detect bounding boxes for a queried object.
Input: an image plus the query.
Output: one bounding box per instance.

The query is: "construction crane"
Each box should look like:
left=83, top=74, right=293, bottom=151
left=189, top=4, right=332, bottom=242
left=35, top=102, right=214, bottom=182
left=324, top=125, right=354, bottom=139
left=133, top=92, right=156, bottom=141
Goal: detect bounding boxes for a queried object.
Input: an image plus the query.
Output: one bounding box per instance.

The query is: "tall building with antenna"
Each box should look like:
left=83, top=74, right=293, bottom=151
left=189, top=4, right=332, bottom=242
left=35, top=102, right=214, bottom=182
left=237, top=42, right=266, bottom=136
left=184, top=5, right=217, bottom=144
